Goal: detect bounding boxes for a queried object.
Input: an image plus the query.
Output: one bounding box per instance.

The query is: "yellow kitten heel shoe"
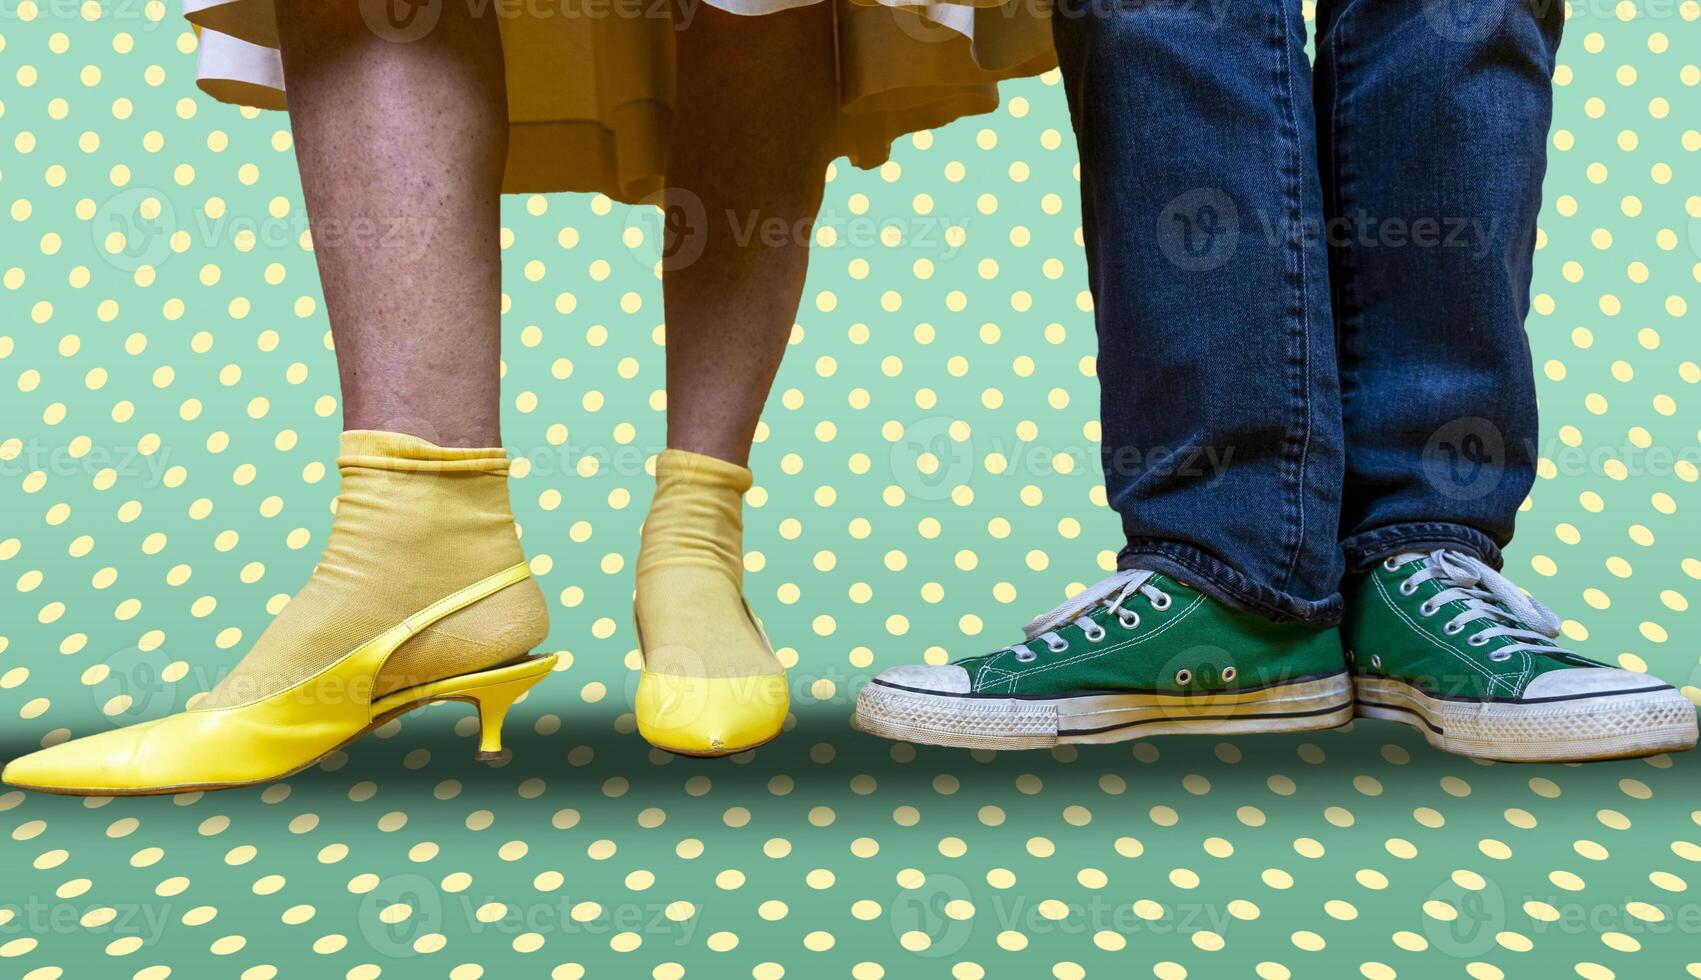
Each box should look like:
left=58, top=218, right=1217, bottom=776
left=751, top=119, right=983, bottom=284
left=633, top=449, right=790, bottom=757
left=3, top=429, right=556, bottom=796
left=3, top=565, right=555, bottom=796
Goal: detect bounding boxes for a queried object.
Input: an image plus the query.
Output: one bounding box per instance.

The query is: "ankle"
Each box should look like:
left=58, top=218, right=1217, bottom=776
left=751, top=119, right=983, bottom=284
left=638, top=449, right=753, bottom=581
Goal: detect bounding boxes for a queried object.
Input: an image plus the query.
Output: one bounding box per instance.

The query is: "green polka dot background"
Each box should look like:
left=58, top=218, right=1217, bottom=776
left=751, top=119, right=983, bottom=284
left=3, top=2, right=1701, bottom=979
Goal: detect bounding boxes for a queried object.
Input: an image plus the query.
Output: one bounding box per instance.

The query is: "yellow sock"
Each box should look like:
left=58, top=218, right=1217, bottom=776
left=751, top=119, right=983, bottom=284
left=199, top=429, right=550, bottom=708
left=635, top=449, right=779, bottom=677
left=634, top=449, right=787, bottom=754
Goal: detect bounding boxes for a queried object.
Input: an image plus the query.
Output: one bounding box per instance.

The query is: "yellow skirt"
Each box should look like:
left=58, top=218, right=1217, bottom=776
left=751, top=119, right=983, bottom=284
left=185, top=0, right=1057, bottom=202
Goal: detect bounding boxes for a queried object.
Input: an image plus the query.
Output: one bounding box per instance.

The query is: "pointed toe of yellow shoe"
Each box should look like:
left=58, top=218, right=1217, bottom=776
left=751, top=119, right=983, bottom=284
left=3, top=719, right=173, bottom=794
left=635, top=670, right=789, bottom=757
left=1, top=708, right=327, bottom=795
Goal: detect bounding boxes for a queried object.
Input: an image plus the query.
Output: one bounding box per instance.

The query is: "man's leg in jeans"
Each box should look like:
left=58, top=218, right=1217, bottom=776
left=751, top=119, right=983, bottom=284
left=1319, top=0, right=1697, bottom=761
left=1320, top=0, right=1550, bottom=567
left=1056, top=0, right=1345, bottom=625
left=852, top=0, right=1357, bottom=749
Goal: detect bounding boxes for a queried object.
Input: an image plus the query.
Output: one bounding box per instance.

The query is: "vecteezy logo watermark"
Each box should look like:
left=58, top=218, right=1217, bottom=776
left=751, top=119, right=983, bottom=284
left=358, top=875, right=447, bottom=957
left=887, top=2, right=963, bottom=45
left=1259, top=210, right=1500, bottom=259
left=1157, top=186, right=1498, bottom=273
left=1050, top=0, right=1236, bottom=27
left=359, top=0, right=443, bottom=41
left=1104, top=443, right=1235, bottom=484
left=345, top=882, right=702, bottom=955
left=0, top=898, right=172, bottom=943
left=0, top=439, right=179, bottom=485
left=1422, top=874, right=1507, bottom=957
left=889, top=874, right=976, bottom=957
left=91, top=644, right=183, bottom=721
left=1157, top=188, right=1240, bottom=272
left=1421, top=0, right=1516, bottom=41
left=878, top=419, right=1238, bottom=497
left=91, top=188, right=176, bottom=273
left=624, top=188, right=709, bottom=273
left=1422, top=417, right=1506, bottom=501
left=9, top=0, right=169, bottom=28
left=889, top=416, right=977, bottom=502
left=622, top=189, right=970, bottom=271
left=88, top=189, right=439, bottom=271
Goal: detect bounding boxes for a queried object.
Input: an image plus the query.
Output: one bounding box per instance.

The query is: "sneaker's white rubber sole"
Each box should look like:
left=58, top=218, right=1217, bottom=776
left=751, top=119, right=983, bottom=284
left=853, top=672, right=1353, bottom=750
left=1353, top=675, right=1699, bottom=762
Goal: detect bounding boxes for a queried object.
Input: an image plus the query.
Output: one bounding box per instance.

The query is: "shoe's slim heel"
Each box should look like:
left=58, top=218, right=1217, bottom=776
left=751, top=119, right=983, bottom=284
left=372, top=653, right=559, bottom=762
left=462, top=656, right=558, bottom=761
left=468, top=674, right=545, bottom=760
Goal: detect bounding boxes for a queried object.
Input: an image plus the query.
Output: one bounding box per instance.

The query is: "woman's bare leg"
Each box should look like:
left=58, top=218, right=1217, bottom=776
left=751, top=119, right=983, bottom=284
left=662, top=0, right=838, bottom=464
left=205, top=0, right=551, bottom=708
left=630, top=3, right=839, bottom=755
left=276, top=0, right=508, bottom=447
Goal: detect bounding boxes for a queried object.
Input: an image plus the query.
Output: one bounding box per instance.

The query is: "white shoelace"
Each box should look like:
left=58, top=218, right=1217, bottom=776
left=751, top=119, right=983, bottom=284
left=1006, top=569, right=1173, bottom=662
left=1389, top=549, right=1573, bottom=662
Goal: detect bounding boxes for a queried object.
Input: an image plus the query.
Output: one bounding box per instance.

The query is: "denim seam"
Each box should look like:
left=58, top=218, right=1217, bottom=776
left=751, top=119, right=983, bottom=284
left=1342, top=522, right=1505, bottom=569
left=1271, top=0, right=1313, bottom=593
left=1324, top=3, right=1365, bottom=505
left=1071, top=31, right=1114, bottom=457
left=1347, top=534, right=1492, bottom=563
left=1127, top=543, right=1281, bottom=616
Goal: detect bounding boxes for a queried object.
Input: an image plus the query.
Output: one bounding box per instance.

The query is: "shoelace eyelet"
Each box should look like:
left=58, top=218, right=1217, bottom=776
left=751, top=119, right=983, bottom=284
left=1489, top=651, right=1512, bottom=662
left=1443, top=622, right=1464, bottom=636
left=1046, top=640, right=1069, bottom=654
left=1117, top=610, right=1140, bottom=630
left=1150, top=592, right=1173, bottom=611
left=1174, top=668, right=1192, bottom=685
left=1083, top=625, right=1106, bottom=643
left=1221, top=665, right=1238, bottom=683
left=1015, top=650, right=1037, bottom=663
left=1370, top=654, right=1382, bottom=670
left=1382, top=556, right=1403, bottom=571
left=1468, top=635, right=1489, bottom=647
left=1399, top=580, right=1419, bottom=596
left=1419, top=601, right=1439, bottom=617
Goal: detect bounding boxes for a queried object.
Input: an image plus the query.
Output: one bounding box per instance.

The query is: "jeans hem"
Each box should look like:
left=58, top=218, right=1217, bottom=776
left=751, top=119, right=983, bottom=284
left=1118, top=539, right=1343, bottom=627
left=1340, top=521, right=1505, bottom=572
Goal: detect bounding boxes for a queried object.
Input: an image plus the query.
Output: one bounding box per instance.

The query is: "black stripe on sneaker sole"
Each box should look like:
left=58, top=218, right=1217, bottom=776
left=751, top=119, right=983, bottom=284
left=1058, top=700, right=1353, bottom=737
left=872, top=668, right=1350, bottom=701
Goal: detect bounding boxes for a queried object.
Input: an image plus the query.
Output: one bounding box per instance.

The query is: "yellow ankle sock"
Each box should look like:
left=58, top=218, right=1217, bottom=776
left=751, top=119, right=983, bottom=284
left=635, top=450, right=779, bottom=677
left=199, top=429, right=550, bottom=709
left=634, top=449, right=787, bottom=754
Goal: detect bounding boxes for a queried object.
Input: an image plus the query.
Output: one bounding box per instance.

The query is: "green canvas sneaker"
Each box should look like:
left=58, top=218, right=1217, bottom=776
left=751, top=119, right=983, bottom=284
left=1346, top=549, right=1698, bottom=762
left=854, top=569, right=1352, bottom=749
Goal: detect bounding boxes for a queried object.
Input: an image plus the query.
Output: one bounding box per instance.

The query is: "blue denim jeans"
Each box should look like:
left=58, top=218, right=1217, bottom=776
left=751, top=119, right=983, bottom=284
left=1053, top=0, right=1561, bottom=626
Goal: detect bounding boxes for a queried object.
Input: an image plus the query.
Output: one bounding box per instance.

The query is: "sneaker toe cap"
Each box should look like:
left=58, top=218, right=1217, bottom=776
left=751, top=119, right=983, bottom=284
left=1523, top=667, right=1677, bottom=701
left=872, top=663, right=971, bottom=695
